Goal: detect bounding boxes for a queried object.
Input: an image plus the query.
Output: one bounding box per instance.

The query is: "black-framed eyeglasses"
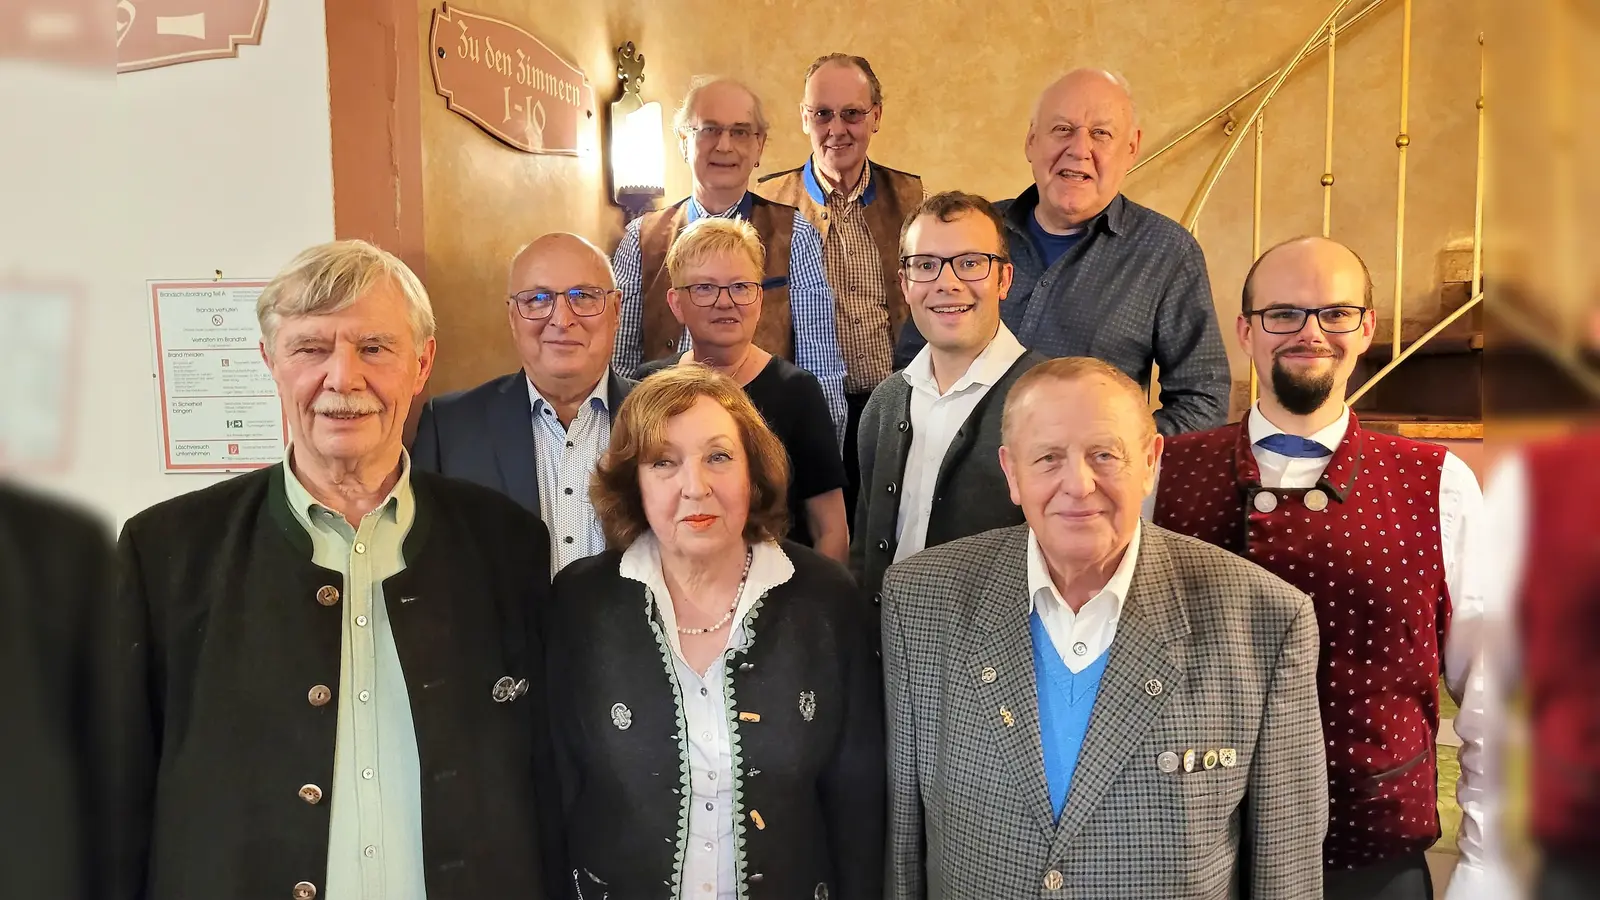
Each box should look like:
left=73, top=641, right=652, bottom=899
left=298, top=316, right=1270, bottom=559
left=805, top=105, right=876, bottom=126
left=509, top=287, right=617, bottom=321
left=681, top=124, right=762, bottom=146
left=1247, top=305, right=1369, bottom=334
left=676, top=282, right=762, bottom=307
left=900, top=253, right=1007, bottom=283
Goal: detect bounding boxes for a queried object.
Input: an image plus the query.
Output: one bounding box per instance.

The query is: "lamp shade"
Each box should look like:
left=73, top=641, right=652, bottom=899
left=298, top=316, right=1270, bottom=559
left=610, top=96, right=666, bottom=208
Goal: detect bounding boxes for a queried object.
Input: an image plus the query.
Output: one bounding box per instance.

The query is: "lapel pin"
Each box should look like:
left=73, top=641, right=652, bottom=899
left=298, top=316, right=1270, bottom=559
left=750, top=809, right=766, bottom=830
left=738, top=711, right=761, bottom=723
left=610, top=702, right=633, bottom=731
left=1144, top=678, right=1163, bottom=697
left=1000, top=706, right=1015, bottom=728
left=1182, top=749, right=1196, bottom=773
left=1204, top=749, right=1219, bottom=770
left=492, top=676, right=518, bottom=702
left=1220, top=748, right=1238, bottom=768
left=980, top=666, right=997, bottom=684
left=1158, top=751, right=1180, bottom=773
left=798, top=691, right=816, bottom=722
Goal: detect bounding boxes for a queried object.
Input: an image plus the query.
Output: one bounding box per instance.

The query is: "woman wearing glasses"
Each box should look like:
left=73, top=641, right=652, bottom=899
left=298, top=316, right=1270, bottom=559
left=639, top=217, right=850, bottom=563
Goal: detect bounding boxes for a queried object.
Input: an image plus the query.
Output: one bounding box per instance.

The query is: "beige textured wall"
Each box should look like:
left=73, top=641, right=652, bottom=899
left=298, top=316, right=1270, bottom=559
left=417, top=0, right=1482, bottom=403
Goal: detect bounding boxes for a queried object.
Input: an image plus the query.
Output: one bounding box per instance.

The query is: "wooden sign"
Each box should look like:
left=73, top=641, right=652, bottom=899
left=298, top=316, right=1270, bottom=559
left=116, top=0, right=269, bottom=74
left=429, top=4, right=596, bottom=156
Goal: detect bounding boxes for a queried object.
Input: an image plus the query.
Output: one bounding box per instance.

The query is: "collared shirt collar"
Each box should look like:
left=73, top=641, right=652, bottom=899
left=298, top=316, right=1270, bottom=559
left=1247, top=401, right=1349, bottom=452
left=619, top=532, right=795, bottom=657
left=686, top=191, right=755, bottom=224
left=902, top=321, right=1026, bottom=398
left=282, top=445, right=414, bottom=534
left=527, top=372, right=610, bottom=420
left=1026, top=519, right=1143, bottom=618
left=802, top=156, right=878, bottom=207
left=1006, top=185, right=1128, bottom=238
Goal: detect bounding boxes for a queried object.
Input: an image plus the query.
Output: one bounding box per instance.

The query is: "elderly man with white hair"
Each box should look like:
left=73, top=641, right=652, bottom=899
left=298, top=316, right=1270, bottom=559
left=109, top=240, right=556, bottom=900
left=611, top=74, right=848, bottom=447
left=894, top=68, right=1231, bottom=436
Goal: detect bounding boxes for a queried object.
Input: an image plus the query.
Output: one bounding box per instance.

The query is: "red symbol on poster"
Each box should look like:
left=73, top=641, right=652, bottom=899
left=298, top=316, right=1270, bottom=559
left=117, top=0, right=269, bottom=74
left=429, top=4, right=595, bottom=155
left=228, top=443, right=240, bottom=455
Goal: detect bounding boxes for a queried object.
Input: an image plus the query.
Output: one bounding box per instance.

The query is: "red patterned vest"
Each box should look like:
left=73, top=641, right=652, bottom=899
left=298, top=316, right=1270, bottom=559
left=1519, top=429, right=1600, bottom=855
left=1153, top=415, right=1451, bottom=869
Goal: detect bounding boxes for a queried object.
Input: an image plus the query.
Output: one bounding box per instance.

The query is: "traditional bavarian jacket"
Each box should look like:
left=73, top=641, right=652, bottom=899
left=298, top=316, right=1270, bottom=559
left=1154, top=408, right=1473, bottom=869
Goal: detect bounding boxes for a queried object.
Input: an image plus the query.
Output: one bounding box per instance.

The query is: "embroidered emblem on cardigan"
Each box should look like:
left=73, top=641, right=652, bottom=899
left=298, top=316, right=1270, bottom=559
left=798, top=691, right=817, bottom=722
left=610, top=702, right=632, bottom=730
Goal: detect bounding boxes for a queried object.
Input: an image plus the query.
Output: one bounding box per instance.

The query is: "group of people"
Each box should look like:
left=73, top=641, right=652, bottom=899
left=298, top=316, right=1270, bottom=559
left=6, top=52, right=1588, bottom=900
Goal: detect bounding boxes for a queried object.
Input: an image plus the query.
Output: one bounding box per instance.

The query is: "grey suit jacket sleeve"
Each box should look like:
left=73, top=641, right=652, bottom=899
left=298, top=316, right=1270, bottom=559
left=881, top=573, right=926, bottom=900
left=411, top=397, right=442, bottom=473
left=1248, top=592, right=1328, bottom=898
left=1152, top=239, right=1230, bottom=436
left=848, top=387, right=884, bottom=585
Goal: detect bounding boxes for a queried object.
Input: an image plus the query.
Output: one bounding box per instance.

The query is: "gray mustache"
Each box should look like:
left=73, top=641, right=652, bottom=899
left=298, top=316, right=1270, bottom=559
left=312, top=393, right=384, bottom=415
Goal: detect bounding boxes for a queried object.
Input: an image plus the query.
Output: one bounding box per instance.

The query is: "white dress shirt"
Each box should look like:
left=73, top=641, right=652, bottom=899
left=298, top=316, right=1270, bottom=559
left=894, top=323, right=1028, bottom=562
left=1027, top=521, right=1143, bottom=673
left=1145, top=403, right=1490, bottom=881
left=528, top=375, right=610, bottom=574
left=619, top=535, right=796, bottom=900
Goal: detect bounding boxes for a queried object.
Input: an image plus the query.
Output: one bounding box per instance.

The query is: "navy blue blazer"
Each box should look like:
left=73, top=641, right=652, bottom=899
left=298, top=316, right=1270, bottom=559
left=411, top=370, right=636, bottom=514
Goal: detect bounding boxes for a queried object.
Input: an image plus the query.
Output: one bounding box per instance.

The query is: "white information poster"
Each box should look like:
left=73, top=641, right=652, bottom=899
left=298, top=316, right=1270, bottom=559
left=149, top=279, right=286, bottom=472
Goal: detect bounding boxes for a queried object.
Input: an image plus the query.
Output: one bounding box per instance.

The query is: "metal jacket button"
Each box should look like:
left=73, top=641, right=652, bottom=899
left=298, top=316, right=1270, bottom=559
left=307, top=685, right=332, bottom=707
left=316, top=585, right=340, bottom=607
left=298, top=784, right=323, bottom=805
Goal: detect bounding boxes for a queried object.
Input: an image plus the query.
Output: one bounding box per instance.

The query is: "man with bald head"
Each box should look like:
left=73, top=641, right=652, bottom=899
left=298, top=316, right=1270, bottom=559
left=414, top=232, right=634, bottom=573
left=1152, top=235, right=1487, bottom=899
left=613, top=75, right=847, bottom=446
left=883, top=356, right=1325, bottom=899
left=896, top=69, right=1229, bottom=437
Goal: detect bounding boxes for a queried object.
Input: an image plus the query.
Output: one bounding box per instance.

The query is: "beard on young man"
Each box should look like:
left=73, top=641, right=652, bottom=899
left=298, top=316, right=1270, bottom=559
left=1271, top=346, right=1340, bottom=415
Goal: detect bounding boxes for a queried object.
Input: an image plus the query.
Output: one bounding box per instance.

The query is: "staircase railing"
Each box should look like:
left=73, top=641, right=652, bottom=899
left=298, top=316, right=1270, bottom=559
left=1141, top=0, right=1487, bottom=407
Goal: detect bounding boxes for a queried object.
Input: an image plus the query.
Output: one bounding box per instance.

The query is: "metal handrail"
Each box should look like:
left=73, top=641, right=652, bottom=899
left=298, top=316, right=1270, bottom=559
left=1129, top=0, right=1392, bottom=176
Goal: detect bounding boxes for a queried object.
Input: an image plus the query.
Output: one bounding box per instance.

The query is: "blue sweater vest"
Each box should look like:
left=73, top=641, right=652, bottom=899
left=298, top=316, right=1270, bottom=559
left=1031, top=610, right=1111, bottom=820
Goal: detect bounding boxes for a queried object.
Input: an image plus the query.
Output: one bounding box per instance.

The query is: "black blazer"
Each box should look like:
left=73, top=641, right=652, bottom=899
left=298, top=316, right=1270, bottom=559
left=411, top=370, right=636, bottom=513
left=543, top=542, right=884, bottom=899
left=0, top=485, right=112, bottom=900
left=110, top=465, right=553, bottom=900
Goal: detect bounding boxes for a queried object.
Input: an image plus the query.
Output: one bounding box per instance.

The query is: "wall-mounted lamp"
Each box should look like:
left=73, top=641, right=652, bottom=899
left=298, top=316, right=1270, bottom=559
left=609, top=42, right=665, bottom=220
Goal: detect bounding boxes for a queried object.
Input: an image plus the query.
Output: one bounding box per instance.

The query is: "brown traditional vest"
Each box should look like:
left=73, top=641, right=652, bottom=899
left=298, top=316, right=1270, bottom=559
left=1518, top=429, right=1600, bottom=856
left=1153, top=415, right=1451, bottom=870
left=756, top=158, right=924, bottom=342
left=636, top=193, right=795, bottom=364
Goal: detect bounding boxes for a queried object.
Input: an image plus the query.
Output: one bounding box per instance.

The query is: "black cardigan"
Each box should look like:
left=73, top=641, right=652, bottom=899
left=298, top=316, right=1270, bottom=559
left=543, top=542, right=884, bottom=899
left=110, top=464, right=554, bottom=900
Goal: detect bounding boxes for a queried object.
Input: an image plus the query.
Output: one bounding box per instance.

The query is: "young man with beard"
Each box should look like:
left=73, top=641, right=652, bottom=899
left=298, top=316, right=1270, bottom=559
left=1150, top=236, right=1487, bottom=900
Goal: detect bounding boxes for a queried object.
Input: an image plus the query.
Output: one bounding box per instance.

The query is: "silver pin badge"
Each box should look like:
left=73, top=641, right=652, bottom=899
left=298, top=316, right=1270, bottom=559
left=610, top=702, right=633, bottom=731
left=1157, top=751, right=1180, bottom=773
left=798, top=691, right=817, bottom=722
left=980, top=666, right=997, bottom=684
left=1253, top=491, right=1279, bottom=514
left=1144, top=678, right=1163, bottom=697
left=492, top=676, right=526, bottom=703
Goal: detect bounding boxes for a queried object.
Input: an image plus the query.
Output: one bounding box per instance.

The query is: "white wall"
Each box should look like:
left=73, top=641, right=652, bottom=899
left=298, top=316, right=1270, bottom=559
left=16, top=2, right=333, bottom=527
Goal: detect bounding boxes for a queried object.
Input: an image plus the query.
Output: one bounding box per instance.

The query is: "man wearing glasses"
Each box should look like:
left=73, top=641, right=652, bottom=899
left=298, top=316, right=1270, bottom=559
left=612, top=75, right=847, bottom=447
left=851, top=192, right=1046, bottom=600
left=413, top=232, right=634, bottom=574
left=757, top=54, right=925, bottom=514
left=1150, top=236, right=1486, bottom=900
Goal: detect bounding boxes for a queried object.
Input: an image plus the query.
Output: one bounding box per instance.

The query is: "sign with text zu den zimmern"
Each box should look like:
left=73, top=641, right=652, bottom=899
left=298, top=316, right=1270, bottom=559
left=430, top=4, right=596, bottom=155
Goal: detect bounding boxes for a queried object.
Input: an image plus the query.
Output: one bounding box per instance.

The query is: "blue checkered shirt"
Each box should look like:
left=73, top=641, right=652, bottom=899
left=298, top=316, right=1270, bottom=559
left=611, top=193, right=847, bottom=449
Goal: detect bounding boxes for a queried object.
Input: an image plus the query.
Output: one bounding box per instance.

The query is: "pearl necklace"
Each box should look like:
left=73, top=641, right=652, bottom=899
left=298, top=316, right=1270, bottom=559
left=676, top=547, right=754, bottom=635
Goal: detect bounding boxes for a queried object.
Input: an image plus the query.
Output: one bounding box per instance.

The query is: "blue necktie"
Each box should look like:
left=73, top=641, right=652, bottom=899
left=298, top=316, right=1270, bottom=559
left=1255, top=433, right=1332, bottom=458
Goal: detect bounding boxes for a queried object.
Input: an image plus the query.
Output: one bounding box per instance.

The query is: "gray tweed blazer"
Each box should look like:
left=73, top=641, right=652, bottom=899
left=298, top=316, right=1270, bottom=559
left=882, top=523, right=1327, bottom=900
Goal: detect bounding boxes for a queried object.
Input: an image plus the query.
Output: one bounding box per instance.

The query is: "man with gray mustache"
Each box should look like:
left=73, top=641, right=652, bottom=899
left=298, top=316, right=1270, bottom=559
left=1151, top=236, right=1487, bottom=900
left=109, top=240, right=557, bottom=900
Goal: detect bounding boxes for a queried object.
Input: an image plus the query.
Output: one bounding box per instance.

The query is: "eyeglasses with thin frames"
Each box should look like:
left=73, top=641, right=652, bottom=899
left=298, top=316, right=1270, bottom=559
left=805, top=105, right=876, bottom=126
left=900, top=253, right=1007, bottom=283
left=1247, top=305, right=1369, bottom=335
left=509, top=287, right=617, bottom=321
left=675, top=282, right=762, bottom=307
left=681, top=124, right=762, bottom=147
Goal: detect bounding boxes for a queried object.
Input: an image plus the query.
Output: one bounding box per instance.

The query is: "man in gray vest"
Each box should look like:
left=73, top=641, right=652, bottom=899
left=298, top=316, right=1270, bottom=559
left=852, top=191, right=1046, bottom=601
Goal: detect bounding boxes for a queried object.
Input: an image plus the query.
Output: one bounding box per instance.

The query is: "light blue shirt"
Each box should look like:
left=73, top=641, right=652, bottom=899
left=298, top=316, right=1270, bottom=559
left=528, top=374, right=610, bottom=573
left=610, top=191, right=848, bottom=448
left=284, top=449, right=425, bottom=900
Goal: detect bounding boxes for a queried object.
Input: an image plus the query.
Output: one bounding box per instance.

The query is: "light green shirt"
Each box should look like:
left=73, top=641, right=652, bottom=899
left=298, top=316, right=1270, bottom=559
left=284, top=449, right=426, bottom=900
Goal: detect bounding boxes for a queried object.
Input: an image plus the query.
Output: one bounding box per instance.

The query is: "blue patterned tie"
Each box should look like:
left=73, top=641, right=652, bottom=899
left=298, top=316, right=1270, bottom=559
left=1255, top=433, right=1332, bottom=458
